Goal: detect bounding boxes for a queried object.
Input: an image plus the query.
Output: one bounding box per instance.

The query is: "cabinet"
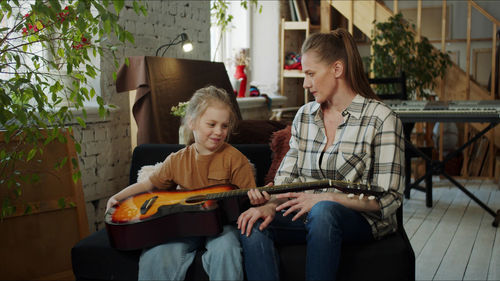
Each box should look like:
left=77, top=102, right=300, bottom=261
left=279, top=18, right=309, bottom=106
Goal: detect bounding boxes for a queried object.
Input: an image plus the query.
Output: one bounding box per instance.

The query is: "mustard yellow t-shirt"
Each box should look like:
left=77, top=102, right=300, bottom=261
left=149, top=143, right=256, bottom=190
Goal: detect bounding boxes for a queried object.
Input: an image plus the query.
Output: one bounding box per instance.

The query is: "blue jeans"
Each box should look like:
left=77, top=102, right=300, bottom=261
left=240, top=201, right=373, bottom=281
left=139, top=225, right=243, bottom=280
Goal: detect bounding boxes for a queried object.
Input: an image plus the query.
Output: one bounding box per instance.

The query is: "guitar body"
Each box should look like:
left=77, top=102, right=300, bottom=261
left=105, top=184, right=240, bottom=250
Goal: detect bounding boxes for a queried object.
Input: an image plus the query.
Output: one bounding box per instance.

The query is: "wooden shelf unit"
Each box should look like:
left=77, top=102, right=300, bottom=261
left=280, top=18, right=309, bottom=106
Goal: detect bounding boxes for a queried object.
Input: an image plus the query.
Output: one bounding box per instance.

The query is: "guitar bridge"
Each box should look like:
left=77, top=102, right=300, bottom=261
left=140, top=196, right=158, bottom=215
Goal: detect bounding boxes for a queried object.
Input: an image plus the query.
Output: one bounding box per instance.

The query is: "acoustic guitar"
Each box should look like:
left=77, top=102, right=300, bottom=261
left=105, top=179, right=385, bottom=250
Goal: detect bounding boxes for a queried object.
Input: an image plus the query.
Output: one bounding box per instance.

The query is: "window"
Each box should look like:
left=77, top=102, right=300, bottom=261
left=210, top=1, right=250, bottom=82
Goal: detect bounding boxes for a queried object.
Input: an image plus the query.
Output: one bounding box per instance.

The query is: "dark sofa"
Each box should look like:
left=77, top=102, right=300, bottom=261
left=72, top=143, right=415, bottom=280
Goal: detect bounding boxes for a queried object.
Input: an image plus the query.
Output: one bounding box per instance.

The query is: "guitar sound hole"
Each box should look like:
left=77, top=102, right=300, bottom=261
left=185, top=195, right=207, bottom=204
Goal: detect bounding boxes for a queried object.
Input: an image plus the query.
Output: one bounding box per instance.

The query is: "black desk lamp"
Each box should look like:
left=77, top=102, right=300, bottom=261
left=155, top=33, right=193, bottom=57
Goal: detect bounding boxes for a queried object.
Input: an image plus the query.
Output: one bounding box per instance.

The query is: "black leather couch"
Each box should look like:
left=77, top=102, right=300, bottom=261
left=72, top=144, right=415, bottom=280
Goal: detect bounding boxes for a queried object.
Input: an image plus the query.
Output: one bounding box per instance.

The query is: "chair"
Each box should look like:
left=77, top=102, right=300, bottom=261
left=368, top=72, right=434, bottom=206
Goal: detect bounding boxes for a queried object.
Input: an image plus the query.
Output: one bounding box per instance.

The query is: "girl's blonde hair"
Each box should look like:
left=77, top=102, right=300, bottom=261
left=181, top=85, right=237, bottom=145
left=301, top=29, right=379, bottom=100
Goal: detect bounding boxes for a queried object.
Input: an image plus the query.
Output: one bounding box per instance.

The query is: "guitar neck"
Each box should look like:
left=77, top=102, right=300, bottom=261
left=206, top=179, right=385, bottom=201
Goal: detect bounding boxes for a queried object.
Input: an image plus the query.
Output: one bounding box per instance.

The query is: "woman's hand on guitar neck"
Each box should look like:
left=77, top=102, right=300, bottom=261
left=247, top=182, right=273, bottom=205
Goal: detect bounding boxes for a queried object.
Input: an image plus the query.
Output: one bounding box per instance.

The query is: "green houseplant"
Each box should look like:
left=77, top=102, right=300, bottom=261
left=370, top=13, right=451, bottom=99
left=0, top=0, right=146, bottom=218
left=0, top=1, right=148, bottom=279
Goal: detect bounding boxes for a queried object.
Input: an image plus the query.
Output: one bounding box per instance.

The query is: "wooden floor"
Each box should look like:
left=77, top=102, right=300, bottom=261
left=403, top=178, right=500, bottom=281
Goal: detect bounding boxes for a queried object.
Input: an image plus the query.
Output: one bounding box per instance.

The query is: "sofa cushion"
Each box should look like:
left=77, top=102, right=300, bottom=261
left=265, top=125, right=291, bottom=183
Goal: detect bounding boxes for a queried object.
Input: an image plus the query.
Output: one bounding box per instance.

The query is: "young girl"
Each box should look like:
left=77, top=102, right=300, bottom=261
left=106, top=85, right=256, bottom=280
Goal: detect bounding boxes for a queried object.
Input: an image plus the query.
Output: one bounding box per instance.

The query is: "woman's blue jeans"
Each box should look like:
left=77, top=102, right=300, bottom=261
left=240, top=201, right=373, bottom=281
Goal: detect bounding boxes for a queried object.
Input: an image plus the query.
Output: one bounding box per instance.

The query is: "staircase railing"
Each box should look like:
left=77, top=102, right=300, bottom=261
left=329, top=0, right=500, bottom=177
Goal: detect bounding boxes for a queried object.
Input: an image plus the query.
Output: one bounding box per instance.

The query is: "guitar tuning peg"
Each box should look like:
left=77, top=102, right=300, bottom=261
left=359, top=193, right=365, bottom=200
left=347, top=193, right=355, bottom=199
left=368, top=195, right=375, bottom=200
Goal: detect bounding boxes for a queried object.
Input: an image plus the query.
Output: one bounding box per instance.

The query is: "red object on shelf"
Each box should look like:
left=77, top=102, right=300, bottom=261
left=234, top=65, right=247, bottom=97
left=284, top=62, right=302, bottom=70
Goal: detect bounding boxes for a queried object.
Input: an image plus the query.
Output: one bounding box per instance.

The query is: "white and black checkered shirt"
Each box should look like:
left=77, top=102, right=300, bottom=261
left=274, top=94, right=405, bottom=239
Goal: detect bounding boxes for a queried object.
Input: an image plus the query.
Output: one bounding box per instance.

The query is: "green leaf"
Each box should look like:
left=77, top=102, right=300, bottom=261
left=57, top=48, right=65, bottom=58
left=103, top=19, right=111, bottom=34
left=24, top=204, right=32, bottom=215
left=74, top=142, right=81, bottom=154
left=76, top=116, right=86, bottom=128
left=133, top=1, right=140, bottom=13
left=114, top=0, right=125, bottom=15
left=72, top=170, right=81, bottom=183
left=58, top=198, right=67, bottom=209
left=26, top=148, right=37, bottom=161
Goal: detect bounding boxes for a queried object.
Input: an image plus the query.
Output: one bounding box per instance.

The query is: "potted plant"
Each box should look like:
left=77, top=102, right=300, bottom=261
left=0, top=1, right=146, bottom=279
left=369, top=13, right=452, bottom=99
left=171, top=101, right=189, bottom=144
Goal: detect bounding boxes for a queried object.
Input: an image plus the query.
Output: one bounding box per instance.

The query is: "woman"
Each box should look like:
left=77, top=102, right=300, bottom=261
left=237, top=29, right=405, bottom=280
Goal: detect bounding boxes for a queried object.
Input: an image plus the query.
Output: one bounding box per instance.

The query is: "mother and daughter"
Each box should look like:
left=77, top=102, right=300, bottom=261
left=106, top=28, right=404, bottom=281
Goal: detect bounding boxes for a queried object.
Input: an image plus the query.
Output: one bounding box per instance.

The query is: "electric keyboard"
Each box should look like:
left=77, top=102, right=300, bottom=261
left=385, top=100, right=500, bottom=123
left=386, top=99, right=500, bottom=227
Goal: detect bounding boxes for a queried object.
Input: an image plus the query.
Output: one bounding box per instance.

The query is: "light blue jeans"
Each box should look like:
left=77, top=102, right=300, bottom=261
left=139, top=225, right=243, bottom=280
left=240, top=201, right=373, bottom=281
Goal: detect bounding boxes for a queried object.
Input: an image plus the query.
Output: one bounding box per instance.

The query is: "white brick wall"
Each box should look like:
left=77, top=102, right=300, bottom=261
left=78, top=1, right=211, bottom=232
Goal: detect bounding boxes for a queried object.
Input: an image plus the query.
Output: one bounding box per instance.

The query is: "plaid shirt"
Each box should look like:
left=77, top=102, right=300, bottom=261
left=275, top=94, right=405, bottom=239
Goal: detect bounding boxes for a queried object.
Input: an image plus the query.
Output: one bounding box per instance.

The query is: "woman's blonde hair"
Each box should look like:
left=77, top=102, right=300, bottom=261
left=181, top=85, right=237, bottom=145
left=301, top=28, right=379, bottom=100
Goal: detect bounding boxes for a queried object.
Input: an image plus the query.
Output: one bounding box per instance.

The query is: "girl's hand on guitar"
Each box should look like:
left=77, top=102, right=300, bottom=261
left=105, top=197, right=119, bottom=213
left=237, top=203, right=277, bottom=237
left=247, top=182, right=273, bottom=205
left=275, top=192, right=326, bottom=221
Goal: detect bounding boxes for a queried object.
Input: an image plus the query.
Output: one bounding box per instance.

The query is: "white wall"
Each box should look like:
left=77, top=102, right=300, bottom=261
left=249, top=1, right=281, bottom=95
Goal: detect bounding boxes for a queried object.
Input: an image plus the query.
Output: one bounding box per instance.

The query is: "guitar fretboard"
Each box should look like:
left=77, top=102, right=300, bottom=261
left=205, top=179, right=385, bottom=200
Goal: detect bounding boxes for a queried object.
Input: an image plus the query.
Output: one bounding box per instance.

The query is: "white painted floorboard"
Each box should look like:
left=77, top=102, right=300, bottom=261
left=403, top=179, right=499, bottom=281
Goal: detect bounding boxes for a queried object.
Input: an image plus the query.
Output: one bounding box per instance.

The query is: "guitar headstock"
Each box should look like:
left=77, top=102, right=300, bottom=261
left=327, top=180, right=386, bottom=198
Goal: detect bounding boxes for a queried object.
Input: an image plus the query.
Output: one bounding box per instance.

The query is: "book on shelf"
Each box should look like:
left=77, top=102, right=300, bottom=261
left=297, top=0, right=309, bottom=22
left=289, top=0, right=297, bottom=21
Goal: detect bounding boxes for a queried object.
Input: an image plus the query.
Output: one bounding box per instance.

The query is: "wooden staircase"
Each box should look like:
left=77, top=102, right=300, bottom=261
left=329, top=0, right=500, bottom=177
left=330, top=0, right=492, bottom=102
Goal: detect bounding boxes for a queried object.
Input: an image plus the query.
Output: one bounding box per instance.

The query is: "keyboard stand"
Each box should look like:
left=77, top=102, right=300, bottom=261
left=403, top=122, right=500, bottom=227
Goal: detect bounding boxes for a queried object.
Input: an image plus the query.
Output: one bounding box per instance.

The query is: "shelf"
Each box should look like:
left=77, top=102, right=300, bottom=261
left=280, top=18, right=309, bottom=104
left=282, top=21, right=309, bottom=30
left=283, top=69, right=305, bottom=78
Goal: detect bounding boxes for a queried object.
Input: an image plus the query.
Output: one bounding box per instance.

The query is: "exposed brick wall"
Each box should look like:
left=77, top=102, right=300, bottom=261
left=78, top=1, right=210, bottom=232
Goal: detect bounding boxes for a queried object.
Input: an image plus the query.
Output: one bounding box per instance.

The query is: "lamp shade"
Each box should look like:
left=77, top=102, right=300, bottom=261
left=156, top=33, right=194, bottom=57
